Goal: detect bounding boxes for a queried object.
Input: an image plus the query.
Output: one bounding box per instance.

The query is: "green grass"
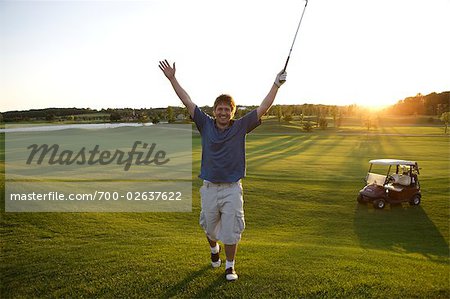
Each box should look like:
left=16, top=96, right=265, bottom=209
left=1, top=125, right=449, bottom=298
left=249, top=117, right=448, bottom=135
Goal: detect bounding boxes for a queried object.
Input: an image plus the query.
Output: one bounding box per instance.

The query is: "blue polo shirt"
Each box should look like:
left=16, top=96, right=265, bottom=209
left=193, top=106, right=261, bottom=183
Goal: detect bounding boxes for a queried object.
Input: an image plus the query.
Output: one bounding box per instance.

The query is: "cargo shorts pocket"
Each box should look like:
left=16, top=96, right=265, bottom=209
left=199, top=211, right=207, bottom=231
left=234, top=211, right=245, bottom=236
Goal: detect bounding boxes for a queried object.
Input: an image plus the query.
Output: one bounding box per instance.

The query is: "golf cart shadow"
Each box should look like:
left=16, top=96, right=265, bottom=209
left=353, top=204, right=449, bottom=261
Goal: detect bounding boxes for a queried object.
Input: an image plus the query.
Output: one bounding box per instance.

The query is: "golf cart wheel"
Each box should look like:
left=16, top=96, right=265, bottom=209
left=409, top=194, right=421, bottom=206
left=373, top=199, right=385, bottom=209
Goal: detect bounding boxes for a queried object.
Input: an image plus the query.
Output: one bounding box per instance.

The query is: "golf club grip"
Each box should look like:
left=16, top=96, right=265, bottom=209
left=283, top=56, right=290, bottom=73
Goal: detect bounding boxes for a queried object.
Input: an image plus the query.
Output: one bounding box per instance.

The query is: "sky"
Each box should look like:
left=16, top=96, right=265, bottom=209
left=1, top=0, right=449, bottom=112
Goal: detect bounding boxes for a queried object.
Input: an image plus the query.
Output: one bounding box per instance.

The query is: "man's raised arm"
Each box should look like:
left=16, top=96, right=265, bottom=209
left=256, top=70, right=287, bottom=119
left=159, top=60, right=196, bottom=118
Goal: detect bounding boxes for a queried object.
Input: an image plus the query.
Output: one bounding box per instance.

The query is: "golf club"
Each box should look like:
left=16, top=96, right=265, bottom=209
left=282, top=0, right=309, bottom=73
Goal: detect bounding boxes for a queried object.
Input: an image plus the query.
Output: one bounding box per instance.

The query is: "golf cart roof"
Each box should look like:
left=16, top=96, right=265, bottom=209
left=369, top=159, right=417, bottom=166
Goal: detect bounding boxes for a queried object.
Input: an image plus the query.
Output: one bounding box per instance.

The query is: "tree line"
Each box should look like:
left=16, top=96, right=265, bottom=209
left=383, top=91, right=449, bottom=116
left=1, top=91, right=448, bottom=124
left=0, top=104, right=350, bottom=125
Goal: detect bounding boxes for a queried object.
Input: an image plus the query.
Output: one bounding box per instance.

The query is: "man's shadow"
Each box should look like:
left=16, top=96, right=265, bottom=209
left=161, top=264, right=229, bottom=298
left=353, top=203, right=449, bottom=261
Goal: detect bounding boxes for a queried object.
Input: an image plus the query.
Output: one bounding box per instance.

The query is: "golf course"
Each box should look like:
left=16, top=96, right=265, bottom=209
left=1, top=120, right=449, bottom=298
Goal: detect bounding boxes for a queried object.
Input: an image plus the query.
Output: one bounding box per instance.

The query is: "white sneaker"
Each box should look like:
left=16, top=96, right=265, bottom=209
left=225, top=267, right=238, bottom=281
left=211, top=258, right=222, bottom=268
left=211, top=246, right=221, bottom=268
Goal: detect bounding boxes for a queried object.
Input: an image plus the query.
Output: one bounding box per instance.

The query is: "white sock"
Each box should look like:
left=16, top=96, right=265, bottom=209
left=226, top=260, right=235, bottom=269
left=210, top=243, right=219, bottom=254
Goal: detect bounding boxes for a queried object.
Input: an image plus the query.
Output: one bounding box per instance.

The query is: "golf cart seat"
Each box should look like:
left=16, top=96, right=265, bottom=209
left=384, top=184, right=404, bottom=192
left=391, top=174, right=411, bottom=186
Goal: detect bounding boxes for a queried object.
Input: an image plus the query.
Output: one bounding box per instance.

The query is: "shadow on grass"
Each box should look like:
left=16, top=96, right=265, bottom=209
left=192, top=273, right=229, bottom=298
left=161, top=264, right=228, bottom=298
left=353, top=204, right=449, bottom=261
left=247, top=135, right=320, bottom=170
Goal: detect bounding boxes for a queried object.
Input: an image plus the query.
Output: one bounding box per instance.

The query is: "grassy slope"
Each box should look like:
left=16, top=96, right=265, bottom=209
left=0, top=125, right=449, bottom=298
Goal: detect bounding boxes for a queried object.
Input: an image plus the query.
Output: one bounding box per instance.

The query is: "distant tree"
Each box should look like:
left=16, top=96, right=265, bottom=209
left=436, top=104, right=446, bottom=117
left=363, top=116, right=378, bottom=131
left=302, top=121, right=313, bottom=132
left=277, top=106, right=282, bottom=123
left=385, top=91, right=449, bottom=116
left=283, top=114, right=293, bottom=122
left=110, top=112, right=121, bottom=122
left=304, top=104, right=314, bottom=116
left=288, top=105, right=296, bottom=116
left=236, top=107, right=251, bottom=118
left=346, top=104, right=358, bottom=116
left=138, top=112, right=149, bottom=124
left=331, top=106, right=338, bottom=127
left=318, top=117, right=328, bottom=130
left=183, top=107, right=190, bottom=119
left=336, top=112, right=343, bottom=128
left=45, top=113, right=55, bottom=121
left=440, top=112, right=449, bottom=134
left=167, top=106, right=175, bottom=123
left=151, top=115, right=160, bottom=124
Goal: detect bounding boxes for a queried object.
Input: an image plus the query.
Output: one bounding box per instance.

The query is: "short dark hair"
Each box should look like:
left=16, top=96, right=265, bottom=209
left=213, top=94, right=236, bottom=114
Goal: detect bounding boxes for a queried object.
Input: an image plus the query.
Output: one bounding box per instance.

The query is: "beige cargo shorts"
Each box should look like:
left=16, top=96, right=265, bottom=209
left=199, top=180, right=245, bottom=245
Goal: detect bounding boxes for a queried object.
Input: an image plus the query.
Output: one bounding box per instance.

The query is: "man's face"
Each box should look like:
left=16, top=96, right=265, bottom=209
left=213, top=103, right=234, bottom=127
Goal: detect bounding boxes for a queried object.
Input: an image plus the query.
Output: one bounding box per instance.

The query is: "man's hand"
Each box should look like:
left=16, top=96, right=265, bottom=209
left=158, top=59, right=196, bottom=118
left=159, top=59, right=176, bottom=80
left=274, top=70, right=287, bottom=88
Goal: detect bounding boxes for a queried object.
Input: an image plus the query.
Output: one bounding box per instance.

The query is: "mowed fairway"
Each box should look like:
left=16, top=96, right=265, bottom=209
left=1, top=125, right=449, bottom=298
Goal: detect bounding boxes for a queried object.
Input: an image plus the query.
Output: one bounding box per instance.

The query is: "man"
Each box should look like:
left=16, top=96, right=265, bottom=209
left=158, top=59, right=286, bottom=281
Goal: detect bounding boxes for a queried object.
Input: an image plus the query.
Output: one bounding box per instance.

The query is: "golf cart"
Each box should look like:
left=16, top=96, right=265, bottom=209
left=357, top=159, right=421, bottom=209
